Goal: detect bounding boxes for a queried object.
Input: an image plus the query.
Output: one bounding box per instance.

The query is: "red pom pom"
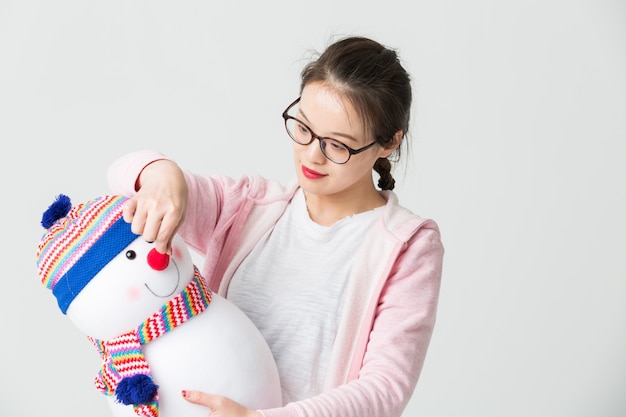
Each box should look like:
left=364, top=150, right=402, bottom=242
left=147, top=248, right=170, bottom=271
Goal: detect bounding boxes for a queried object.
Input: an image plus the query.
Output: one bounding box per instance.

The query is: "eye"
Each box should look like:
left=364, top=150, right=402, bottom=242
left=125, top=250, right=137, bottom=260
left=327, top=140, right=346, bottom=151
left=296, top=122, right=310, bottom=135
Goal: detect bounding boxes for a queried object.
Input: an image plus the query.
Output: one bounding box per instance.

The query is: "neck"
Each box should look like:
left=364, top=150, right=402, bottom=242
left=303, top=185, right=386, bottom=226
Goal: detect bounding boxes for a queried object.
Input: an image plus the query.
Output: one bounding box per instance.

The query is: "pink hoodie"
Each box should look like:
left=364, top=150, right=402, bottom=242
left=108, top=151, right=444, bottom=417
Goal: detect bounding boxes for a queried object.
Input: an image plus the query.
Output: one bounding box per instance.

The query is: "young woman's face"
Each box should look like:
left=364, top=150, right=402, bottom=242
left=290, top=82, right=393, bottom=198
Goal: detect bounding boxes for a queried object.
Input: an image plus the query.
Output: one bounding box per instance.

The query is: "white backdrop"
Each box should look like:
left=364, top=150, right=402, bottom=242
left=1, top=1, right=624, bottom=416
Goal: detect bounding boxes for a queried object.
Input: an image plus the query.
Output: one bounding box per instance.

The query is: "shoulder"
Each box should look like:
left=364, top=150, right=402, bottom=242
left=380, top=191, right=442, bottom=245
left=245, top=176, right=299, bottom=204
left=200, top=175, right=299, bottom=202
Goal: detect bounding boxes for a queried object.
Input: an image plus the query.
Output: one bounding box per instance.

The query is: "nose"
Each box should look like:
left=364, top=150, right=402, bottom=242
left=147, top=248, right=170, bottom=271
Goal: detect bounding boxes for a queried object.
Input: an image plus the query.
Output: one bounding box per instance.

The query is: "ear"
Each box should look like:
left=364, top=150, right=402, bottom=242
left=379, top=130, right=403, bottom=158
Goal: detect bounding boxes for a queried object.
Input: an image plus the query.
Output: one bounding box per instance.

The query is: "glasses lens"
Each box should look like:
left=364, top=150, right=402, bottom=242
left=285, top=118, right=312, bottom=145
left=285, top=118, right=352, bottom=163
left=320, top=139, right=350, bottom=164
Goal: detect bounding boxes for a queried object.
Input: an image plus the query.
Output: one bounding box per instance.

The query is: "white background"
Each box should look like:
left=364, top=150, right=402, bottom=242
left=1, top=1, right=625, bottom=416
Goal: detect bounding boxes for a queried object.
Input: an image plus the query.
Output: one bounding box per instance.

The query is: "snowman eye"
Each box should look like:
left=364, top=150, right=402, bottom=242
left=125, top=250, right=137, bottom=260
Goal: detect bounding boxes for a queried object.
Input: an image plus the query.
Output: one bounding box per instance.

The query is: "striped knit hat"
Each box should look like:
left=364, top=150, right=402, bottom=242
left=36, top=194, right=138, bottom=314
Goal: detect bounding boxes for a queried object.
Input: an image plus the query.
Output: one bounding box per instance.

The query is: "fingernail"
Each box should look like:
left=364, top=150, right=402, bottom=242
left=181, top=390, right=187, bottom=398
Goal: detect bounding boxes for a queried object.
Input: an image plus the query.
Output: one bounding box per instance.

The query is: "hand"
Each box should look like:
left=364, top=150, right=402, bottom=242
left=182, top=390, right=263, bottom=417
left=122, top=159, right=188, bottom=254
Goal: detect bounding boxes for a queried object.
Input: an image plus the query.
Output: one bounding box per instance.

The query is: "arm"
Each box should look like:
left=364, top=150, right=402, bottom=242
left=107, top=151, right=263, bottom=259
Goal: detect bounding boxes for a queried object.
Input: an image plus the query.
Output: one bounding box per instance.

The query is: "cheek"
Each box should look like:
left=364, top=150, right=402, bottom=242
left=292, top=142, right=302, bottom=159
left=171, top=245, right=183, bottom=261
left=292, top=147, right=304, bottom=171
left=126, top=285, right=143, bottom=301
left=337, top=159, right=367, bottom=178
left=354, top=155, right=379, bottom=176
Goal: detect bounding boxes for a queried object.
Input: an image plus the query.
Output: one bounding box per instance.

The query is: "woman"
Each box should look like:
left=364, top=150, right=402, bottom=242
left=108, top=36, right=444, bottom=417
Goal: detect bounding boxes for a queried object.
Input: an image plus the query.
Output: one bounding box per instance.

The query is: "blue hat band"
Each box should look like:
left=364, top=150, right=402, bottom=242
left=52, top=219, right=138, bottom=314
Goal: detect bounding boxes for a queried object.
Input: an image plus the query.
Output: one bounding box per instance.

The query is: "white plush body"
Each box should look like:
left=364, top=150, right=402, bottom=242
left=66, top=235, right=282, bottom=416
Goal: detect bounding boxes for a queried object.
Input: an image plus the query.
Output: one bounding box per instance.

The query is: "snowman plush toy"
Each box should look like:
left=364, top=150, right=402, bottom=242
left=36, top=194, right=282, bottom=417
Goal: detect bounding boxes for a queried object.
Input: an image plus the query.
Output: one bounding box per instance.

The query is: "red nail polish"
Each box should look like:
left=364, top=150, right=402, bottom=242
left=181, top=390, right=187, bottom=397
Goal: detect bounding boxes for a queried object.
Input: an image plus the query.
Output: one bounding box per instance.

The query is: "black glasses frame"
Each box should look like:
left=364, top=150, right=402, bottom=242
left=282, top=97, right=378, bottom=164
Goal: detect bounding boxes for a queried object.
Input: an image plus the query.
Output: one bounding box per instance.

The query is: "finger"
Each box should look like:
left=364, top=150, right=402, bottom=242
left=181, top=390, right=217, bottom=408
left=140, top=215, right=162, bottom=246
left=129, top=209, right=150, bottom=239
left=122, top=198, right=138, bottom=224
left=152, top=239, right=170, bottom=256
left=154, top=216, right=180, bottom=255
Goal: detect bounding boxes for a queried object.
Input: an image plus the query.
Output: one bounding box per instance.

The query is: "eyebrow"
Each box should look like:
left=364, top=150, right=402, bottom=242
left=299, top=108, right=360, bottom=143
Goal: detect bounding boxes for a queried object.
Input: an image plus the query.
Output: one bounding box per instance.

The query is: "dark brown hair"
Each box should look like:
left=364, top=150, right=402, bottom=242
left=300, top=36, right=412, bottom=190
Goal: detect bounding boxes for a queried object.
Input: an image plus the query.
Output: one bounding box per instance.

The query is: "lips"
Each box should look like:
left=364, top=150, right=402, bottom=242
left=301, top=165, right=326, bottom=179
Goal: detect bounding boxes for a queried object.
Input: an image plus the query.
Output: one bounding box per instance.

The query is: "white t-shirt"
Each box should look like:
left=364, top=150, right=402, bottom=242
left=227, top=189, right=382, bottom=403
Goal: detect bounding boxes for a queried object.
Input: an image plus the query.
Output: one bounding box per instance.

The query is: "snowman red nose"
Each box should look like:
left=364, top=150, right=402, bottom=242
left=147, top=248, right=170, bottom=271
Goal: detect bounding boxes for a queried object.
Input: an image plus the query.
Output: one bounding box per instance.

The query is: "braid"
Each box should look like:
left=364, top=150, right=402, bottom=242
left=374, top=158, right=395, bottom=190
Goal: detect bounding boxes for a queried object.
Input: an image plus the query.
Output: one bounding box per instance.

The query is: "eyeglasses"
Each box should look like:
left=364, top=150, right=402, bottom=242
left=282, top=97, right=378, bottom=164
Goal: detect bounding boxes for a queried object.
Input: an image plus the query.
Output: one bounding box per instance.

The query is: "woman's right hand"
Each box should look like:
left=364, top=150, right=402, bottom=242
left=122, top=159, right=189, bottom=254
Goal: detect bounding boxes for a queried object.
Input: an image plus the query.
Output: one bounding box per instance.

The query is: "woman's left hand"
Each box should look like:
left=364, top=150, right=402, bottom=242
left=182, top=390, right=263, bottom=417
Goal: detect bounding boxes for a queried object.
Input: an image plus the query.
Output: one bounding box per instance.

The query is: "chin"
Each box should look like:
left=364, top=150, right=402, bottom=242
left=298, top=180, right=325, bottom=196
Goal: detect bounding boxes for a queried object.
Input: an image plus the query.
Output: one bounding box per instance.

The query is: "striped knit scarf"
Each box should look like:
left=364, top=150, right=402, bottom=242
left=88, top=266, right=212, bottom=417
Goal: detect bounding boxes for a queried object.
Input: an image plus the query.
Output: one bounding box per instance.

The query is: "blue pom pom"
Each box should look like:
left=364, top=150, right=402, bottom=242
left=41, top=194, right=72, bottom=229
left=115, top=374, right=158, bottom=405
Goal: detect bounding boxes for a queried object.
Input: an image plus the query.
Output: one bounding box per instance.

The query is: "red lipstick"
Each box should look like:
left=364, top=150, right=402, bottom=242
left=301, top=165, right=326, bottom=179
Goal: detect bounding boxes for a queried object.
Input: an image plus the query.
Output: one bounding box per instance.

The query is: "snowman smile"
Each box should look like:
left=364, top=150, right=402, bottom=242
left=144, top=259, right=181, bottom=298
